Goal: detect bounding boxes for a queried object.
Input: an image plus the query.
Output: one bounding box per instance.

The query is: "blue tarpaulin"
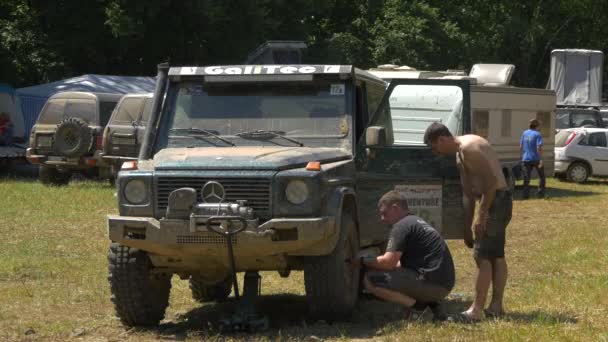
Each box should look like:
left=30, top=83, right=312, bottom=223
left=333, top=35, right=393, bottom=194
left=16, top=74, right=156, bottom=137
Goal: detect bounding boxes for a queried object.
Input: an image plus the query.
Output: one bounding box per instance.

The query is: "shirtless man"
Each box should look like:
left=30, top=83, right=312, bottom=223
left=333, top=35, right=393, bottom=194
left=423, top=122, right=513, bottom=321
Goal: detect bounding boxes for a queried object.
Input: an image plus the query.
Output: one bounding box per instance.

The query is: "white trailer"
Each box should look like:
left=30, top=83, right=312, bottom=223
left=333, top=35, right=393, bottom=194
left=369, top=64, right=556, bottom=188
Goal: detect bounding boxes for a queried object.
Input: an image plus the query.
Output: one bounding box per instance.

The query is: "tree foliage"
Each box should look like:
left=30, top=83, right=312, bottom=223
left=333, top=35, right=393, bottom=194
left=1, top=0, right=608, bottom=88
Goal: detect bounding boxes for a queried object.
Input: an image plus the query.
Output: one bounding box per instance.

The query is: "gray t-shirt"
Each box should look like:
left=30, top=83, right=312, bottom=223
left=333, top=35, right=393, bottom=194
left=386, top=214, right=455, bottom=289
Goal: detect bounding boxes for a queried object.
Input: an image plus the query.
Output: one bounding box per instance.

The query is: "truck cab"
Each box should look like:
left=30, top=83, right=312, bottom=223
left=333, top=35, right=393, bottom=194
left=107, top=64, right=469, bottom=326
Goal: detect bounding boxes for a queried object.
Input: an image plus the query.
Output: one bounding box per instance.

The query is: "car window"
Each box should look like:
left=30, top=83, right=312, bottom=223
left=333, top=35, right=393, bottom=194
left=37, top=99, right=67, bottom=124
left=141, top=98, right=154, bottom=123
left=99, top=101, right=119, bottom=126
left=113, top=98, right=144, bottom=123
left=65, top=99, right=96, bottom=123
left=572, top=112, right=600, bottom=127
left=555, top=130, right=575, bottom=147
left=555, top=113, right=570, bottom=129
left=585, top=132, right=607, bottom=147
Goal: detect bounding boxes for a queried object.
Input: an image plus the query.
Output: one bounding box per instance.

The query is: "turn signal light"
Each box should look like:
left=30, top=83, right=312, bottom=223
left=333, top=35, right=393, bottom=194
left=121, top=161, right=138, bottom=170
left=306, top=161, right=321, bottom=171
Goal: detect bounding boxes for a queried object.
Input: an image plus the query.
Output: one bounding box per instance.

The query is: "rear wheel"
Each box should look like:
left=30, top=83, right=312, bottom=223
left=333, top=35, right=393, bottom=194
left=304, top=211, right=359, bottom=320
left=39, top=165, right=71, bottom=186
left=189, top=276, right=232, bottom=302
left=567, top=162, right=589, bottom=183
left=108, top=243, right=171, bottom=327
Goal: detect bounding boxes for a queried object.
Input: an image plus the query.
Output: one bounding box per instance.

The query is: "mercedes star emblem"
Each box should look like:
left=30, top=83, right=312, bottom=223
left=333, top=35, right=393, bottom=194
left=201, top=181, right=226, bottom=203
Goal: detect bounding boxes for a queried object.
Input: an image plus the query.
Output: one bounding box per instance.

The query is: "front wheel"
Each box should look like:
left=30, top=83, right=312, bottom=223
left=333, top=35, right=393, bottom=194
left=304, top=212, right=359, bottom=320
left=108, top=243, right=171, bottom=326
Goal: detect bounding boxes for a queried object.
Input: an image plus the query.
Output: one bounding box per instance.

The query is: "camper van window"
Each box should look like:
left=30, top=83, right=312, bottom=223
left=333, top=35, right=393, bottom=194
left=388, top=84, right=463, bottom=145
left=114, top=98, right=144, bottom=123
left=141, top=98, right=154, bottom=123
left=38, top=99, right=67, bottom=124
left=100, top=101, right=119, bottom=126
left=501, top=110, right=512, bottom=137
left=473, top=110, right=489, bottom=138
left=536, top=111, right=551, bottom=136
left=65, top=100, right=95, bottom=122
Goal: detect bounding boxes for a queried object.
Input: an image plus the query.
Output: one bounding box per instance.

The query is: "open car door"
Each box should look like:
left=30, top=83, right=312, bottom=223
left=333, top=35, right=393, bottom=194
left=356, top=79, right=471, bottom=245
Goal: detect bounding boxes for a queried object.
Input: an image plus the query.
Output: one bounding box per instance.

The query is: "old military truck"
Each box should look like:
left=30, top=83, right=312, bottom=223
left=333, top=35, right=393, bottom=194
left=107, top=64, right=469, bottom=326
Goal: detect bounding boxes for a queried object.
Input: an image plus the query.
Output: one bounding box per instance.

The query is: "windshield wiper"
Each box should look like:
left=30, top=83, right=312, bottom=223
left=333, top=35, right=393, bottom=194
left=169, top=128, right=235, bottom=146
left=235, top=130, right=304, bottom=147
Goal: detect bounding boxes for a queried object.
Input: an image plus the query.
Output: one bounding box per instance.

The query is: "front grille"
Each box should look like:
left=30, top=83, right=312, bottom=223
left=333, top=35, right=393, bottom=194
left=176, top=233, right=237, bottom=245
left=156, top=177, right=271, bottom=217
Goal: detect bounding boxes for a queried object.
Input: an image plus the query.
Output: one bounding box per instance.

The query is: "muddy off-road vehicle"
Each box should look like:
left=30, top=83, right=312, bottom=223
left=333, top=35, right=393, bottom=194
left=101, top=93, right=154, bottom=179
left=27, top=91, right=122, bottom=185
left=107, top=64, right=470, bottom=326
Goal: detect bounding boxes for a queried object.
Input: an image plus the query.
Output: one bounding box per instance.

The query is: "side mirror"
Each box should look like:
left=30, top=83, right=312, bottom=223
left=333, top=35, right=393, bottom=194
left=366, top=126, right=387, bottom=147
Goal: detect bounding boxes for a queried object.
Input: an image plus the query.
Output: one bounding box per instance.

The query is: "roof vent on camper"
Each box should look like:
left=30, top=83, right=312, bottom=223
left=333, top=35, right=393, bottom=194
left=469, top=64, right=515, bottom=86
left=244, top=40, right=307, bottom=65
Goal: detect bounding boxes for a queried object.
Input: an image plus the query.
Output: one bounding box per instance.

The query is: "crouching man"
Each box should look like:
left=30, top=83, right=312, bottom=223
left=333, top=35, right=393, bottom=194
left=358, top=190, right=455, bottom=321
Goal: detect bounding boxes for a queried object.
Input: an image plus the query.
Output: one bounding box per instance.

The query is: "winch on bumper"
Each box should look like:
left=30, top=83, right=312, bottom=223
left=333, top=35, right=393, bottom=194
left=107, top=194, right=337, bottom=273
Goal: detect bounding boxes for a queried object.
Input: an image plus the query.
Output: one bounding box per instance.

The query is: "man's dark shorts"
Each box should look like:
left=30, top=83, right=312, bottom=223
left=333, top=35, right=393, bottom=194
left=366, top=268, right=450, bottom=303
left=475, top=190, right=512, bottom=259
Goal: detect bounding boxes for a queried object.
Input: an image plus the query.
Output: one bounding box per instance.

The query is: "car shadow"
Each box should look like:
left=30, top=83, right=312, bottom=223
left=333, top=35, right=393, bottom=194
left=0, top=164, right=39, bottom=181
left=132, top=292, right=577, bottom=340
left=141, top=294, right=424, bottom=340
left=511, top=185, right=598, bottom=199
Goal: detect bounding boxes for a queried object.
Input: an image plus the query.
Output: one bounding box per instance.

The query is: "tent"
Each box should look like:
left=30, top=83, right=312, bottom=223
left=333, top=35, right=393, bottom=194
left=548, top=49, right=604, bottom=107
left=0, top=83, right=25, bottom=139
left=16, top=74, right=156, bottom=137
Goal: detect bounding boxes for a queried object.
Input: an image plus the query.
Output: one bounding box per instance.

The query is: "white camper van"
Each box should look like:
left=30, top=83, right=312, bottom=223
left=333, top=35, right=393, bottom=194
left=369, top=64, right=556, bottom=188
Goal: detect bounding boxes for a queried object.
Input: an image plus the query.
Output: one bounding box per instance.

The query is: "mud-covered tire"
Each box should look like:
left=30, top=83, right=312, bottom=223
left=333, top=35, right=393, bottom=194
left=108, top=243, right=171, bottom=327
left=53, top=117, right=93, bottom=157
left=304, top=212, right=359, bottom=320
left=189, top=276, right=232, bottom=302
left=39, top=165, right=71, bottom=186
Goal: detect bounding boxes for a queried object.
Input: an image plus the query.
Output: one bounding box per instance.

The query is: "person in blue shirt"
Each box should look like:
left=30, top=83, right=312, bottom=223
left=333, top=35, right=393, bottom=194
left=520, top=119, right=545, bottom=199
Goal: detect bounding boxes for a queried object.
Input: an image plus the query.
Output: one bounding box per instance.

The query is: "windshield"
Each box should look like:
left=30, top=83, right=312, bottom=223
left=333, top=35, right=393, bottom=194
left=159, top=81, right=349, bottom=148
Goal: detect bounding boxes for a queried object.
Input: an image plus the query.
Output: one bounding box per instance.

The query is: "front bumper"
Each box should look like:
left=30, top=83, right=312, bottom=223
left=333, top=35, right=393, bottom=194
left=107, top=214, right=337, bottom=274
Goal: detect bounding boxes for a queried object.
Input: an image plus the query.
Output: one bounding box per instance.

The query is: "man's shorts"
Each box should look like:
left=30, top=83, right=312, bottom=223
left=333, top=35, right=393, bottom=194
left=366, top=268, right=450, bottom=303
left=475, top=190, right=512, bottom=259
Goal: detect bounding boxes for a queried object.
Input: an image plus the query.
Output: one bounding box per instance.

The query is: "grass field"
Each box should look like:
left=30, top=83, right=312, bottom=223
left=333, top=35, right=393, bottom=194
left=1, top=166, right=607, bottom=341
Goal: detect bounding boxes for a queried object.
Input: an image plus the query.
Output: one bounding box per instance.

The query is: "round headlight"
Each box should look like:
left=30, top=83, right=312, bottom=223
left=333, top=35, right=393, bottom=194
left=285, top=180, right=309, bottom=205
left=124, top=179, right=148, bottom=204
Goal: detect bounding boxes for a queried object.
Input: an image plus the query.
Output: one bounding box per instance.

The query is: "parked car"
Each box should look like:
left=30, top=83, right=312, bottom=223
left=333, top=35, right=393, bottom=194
left=555, top=107, right=604, bottom=132
left=26, top=91, right=122, bottom=185
left=101, top=93, right=153, bottom=179
left=554, top=127, right=608, bottom=182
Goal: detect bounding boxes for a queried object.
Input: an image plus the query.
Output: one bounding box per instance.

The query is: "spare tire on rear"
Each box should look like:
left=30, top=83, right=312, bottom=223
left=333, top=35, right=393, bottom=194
left=53, top=117, right=93, bottom=157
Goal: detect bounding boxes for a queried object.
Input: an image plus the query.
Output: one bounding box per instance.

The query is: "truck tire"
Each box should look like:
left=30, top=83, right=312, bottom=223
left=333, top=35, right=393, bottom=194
left=39, top=165, right=71, bottom=186
left=189, top=276, right=232, bottom=302
left=108, top=243, right=171, bottom=327
left=53, top=117, right=93, bottom=157
left=304, top=211, right=359, bottom=320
